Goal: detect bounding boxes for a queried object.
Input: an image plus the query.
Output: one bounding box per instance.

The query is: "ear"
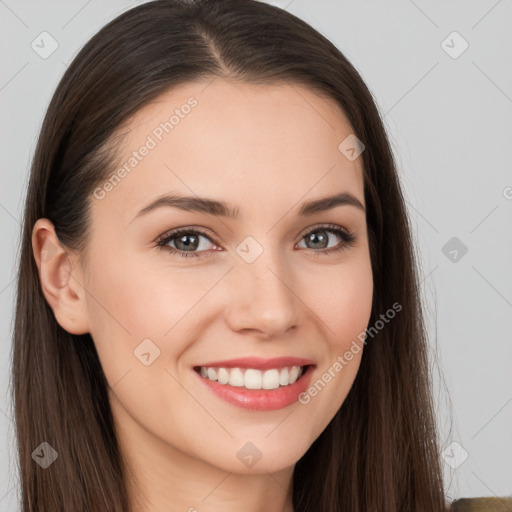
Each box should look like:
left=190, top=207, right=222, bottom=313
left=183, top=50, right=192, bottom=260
left=32, top=218, right=90, bottom=335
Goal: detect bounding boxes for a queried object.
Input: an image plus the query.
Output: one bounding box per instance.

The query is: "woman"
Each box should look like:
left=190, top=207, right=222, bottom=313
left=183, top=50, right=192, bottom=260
left=12, top=0, right=502, bottom=510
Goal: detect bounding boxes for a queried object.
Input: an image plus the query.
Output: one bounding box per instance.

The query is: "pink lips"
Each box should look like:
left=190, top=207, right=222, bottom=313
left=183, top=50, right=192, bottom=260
left=193, top=356, right=316, bottom=411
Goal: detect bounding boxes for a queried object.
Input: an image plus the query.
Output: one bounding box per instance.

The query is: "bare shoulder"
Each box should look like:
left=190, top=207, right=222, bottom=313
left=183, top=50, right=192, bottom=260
left=447, top=497, right=512, bottom=511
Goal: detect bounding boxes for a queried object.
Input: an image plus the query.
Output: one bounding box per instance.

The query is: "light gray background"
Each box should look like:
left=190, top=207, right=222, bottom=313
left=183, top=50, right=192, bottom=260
left=1, top=0, right=511, bottom=509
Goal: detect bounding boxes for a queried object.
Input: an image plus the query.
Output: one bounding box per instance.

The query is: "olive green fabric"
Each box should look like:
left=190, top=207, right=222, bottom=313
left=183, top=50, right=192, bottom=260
left=449, top=497, right=512, bottom=511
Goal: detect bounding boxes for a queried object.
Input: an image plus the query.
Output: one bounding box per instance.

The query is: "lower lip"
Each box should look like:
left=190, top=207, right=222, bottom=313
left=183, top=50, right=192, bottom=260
left=193, top=365, right=315, bottom=411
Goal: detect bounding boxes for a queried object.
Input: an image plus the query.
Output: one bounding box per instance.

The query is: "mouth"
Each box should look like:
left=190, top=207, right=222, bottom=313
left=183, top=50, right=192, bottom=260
left=192, top=360, right=316, bottom=411
left=193, top=364, right=313, bottom=390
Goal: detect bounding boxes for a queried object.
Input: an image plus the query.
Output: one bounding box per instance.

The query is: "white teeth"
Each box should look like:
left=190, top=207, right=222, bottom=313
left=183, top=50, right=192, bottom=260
left=217, top=367, right=230, bottom=385
left=245, top=369, right=262, bottom=389
left=289, top=366, right=300, bottom=384
left=197, top=365, right=305, bottom=389
left=229, top=368, right=245, bottom=387
left=262, top=369, right=280, bottom=390
left=279, top=367, right=289, bottom=386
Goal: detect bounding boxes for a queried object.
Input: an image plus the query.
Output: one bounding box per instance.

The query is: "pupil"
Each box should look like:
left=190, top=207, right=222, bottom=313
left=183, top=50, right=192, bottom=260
left=309, top=232, right=327, bottom=249
left=178, top=234, right=198, bottom=250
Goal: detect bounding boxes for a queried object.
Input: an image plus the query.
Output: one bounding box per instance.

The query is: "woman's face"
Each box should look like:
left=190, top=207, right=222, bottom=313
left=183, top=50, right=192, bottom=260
left=55, top=79, right=373, bottom=475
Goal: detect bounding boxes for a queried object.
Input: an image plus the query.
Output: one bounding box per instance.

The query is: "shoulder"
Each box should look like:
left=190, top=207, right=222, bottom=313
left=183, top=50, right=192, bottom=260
left=448, top=497, right=512, bottom=511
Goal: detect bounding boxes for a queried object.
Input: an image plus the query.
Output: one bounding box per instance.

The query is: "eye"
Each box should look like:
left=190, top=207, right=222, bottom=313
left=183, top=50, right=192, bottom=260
left=296, top=224, right=356, bottom=257
left=156, top=228, right=218, bottom=258
left=156, top=223, right=356, bottom=259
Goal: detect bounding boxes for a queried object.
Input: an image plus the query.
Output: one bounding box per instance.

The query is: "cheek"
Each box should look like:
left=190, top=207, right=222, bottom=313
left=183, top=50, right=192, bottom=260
left=83, top=247, right=226, bottom=391
left=83, top=253, right=184, bottom=383
left=300, top=255, right=372, bottom=407
left=86, top=251, right=193, bottom=337
left=292, top=274, right=372, bottom=443
left=308, top=255, right=373, bottom=349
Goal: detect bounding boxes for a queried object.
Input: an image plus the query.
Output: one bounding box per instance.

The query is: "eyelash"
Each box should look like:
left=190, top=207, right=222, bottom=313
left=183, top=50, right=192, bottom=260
left=155, top=223, right=356, bottom=259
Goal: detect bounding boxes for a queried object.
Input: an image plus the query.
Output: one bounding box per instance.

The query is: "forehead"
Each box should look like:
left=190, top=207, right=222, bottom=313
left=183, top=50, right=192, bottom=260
left=93, top=79, right=365, bottom=223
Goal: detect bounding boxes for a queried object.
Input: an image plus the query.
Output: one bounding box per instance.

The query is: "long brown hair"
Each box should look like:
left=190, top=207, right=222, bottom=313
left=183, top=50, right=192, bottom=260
left=11, top=0, right=446, bottom=510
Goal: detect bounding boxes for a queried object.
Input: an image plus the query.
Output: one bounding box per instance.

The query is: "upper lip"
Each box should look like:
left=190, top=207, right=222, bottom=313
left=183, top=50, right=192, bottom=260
left=194, top=356, right=315, bottom=371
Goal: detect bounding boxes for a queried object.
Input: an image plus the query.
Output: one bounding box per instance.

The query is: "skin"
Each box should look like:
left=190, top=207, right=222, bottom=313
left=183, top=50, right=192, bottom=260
left=32, top=78, right=373, bottom=512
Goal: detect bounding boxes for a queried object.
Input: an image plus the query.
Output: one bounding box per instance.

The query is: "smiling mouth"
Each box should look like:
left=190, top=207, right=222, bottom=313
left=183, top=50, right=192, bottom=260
left=193, top=365, right=313, bottom=390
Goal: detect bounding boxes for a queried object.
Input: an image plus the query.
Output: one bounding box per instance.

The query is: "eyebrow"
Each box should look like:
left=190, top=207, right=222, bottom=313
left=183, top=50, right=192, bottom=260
left=130, top=191, right=365, bottom=223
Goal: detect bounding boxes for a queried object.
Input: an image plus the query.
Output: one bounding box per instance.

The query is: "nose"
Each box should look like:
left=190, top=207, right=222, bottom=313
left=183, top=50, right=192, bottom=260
left=223, top=246, right=302, bottom=339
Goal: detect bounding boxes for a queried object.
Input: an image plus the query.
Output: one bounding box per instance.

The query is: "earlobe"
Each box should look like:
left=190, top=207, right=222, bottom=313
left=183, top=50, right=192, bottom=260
left=32, top=218, right=90, bottom=335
